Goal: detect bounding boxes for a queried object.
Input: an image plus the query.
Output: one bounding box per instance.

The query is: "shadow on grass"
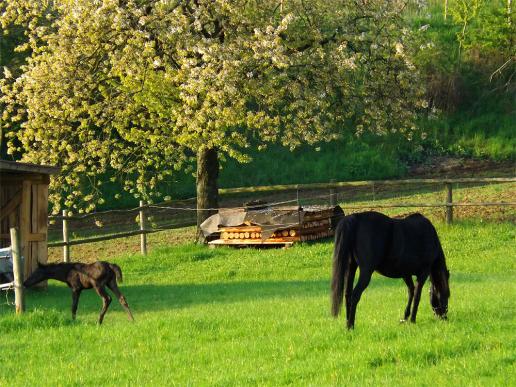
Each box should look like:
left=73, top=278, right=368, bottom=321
left=17, top=277, right=406, bottom=316
left=5, top=270, right=506, bottom=319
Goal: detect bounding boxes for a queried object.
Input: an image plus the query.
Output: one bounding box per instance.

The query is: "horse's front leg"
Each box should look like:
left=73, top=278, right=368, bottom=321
left=410, top=274, right=428, bottom=323
left=401, top=276, right=415, bottom=322
left=347, top=269, right=372, bottom=329
left=71, top=288, right=82, bottom=320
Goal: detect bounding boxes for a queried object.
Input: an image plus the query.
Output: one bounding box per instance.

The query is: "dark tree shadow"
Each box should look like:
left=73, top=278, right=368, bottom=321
left=20, top=276, right=404, bottom=316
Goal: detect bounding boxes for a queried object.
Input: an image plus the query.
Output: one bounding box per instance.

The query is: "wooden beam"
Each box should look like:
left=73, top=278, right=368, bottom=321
left=36, top=184, right=49, bottom=268
left=20, top=181, right=31, bottom=277
left=62, top=209, right=70, bottom=262
left=27, top=233, right=46, bottom=242
left=445, top=182, right=453, bottom=224
left=0, top=190, right=21, bottom=223
left=208, top=239, right=295, bottom=247
left=9, top=219, right=25, bottom=314
left=219, top=177, right=516, bottom=195
left=139, top=200, right=147, bottom=256
left=0, top=160, right=60, bottom=175
left=0, top=233, right=45, bottom=241
left=0, top=173, right=50, bottom=185
left=48, top=229, right=151, bottom=247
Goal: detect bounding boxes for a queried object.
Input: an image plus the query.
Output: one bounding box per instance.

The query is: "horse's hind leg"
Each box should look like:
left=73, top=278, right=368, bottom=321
left=94, top=286, right=112, bottom=325
left=347, top=270, right=373, bottom=329
left=107, top=279, right=134, bottom=321
left=344, top=258, right=358, bottom=320
left=410, top=275, right=428, bottom=323
left=401, top=276, right=415, bottom=322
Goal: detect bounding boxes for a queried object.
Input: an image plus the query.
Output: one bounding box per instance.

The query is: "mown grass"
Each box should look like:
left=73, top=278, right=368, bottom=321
left=1, top=221, right=514, bottom=386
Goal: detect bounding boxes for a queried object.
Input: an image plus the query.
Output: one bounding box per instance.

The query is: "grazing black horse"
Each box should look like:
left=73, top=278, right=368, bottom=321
left=331, top=211, right=450, bottom=329
left=24, top=261, right=134, bottom=324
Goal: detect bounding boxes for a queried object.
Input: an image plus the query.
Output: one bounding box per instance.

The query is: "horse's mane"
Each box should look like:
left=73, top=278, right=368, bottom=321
left=430, top=252, right=450, bottom=297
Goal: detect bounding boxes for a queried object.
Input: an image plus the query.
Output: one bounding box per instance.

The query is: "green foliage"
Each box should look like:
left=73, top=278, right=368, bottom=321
left=0, top=221, right=514, bottom=385
left=0, top=0, right=424, bottom=214
left=96, top=134, right=407, bottom=208
left=408, top=0, right=515, bottom=161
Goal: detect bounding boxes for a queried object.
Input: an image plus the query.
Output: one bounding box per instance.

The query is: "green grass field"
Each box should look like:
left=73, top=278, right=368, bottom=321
left=1, top=221, right=514, bottom=386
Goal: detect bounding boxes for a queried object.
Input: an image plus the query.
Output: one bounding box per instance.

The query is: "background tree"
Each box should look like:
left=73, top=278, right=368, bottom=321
left=1, top=0, right=424, bottom=242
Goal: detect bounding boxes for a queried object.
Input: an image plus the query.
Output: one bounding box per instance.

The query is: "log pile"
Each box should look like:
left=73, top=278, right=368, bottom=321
left=208, top=206, right=338, bottom=247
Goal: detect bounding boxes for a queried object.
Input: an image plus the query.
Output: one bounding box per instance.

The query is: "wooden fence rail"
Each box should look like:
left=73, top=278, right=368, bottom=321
left=47, top=177, right=515, bottom=261
left=218, top=177, right=516, bottom=194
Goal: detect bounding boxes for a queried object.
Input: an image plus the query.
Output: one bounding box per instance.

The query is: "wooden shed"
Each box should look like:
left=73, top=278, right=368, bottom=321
left=0, top=160, right=59, bottom=280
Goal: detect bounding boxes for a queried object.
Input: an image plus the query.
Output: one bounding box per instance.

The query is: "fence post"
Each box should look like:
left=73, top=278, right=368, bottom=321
left=62, top=209, right=70, bottom=262
left=139, top=200, right=147, bottom=255
left=9, top=219, right=25, bottom=314
left=445, top=183, right=453, bottom=224
left=330, top=179, right=336, bottom=207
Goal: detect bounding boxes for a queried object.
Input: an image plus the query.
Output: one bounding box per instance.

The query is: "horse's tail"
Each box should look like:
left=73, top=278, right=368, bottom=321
left=110, top=263, right=123, bottom=283
left=331, top=215, right=357, bottom=317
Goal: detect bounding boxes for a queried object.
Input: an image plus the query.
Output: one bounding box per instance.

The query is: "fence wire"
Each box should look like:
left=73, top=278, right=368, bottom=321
left=47, top=179, right=516, bottom=246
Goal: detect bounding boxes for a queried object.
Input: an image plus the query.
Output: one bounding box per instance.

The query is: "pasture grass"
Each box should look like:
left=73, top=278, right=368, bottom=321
left=1, top=221, right=515, bottom=386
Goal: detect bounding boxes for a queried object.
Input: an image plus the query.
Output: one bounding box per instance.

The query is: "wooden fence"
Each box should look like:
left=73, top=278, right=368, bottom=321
left=48, top=177, right=516, bottom=261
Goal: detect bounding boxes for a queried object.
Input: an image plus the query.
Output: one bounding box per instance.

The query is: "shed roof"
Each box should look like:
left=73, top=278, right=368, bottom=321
left=0, top=160, right=60, bottom=175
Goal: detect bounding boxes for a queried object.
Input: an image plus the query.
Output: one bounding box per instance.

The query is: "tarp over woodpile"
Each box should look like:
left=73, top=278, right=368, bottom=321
left=200, top=205, right=343, bottom=240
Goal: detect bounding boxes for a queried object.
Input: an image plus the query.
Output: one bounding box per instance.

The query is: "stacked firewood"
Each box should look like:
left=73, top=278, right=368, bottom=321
left=216, top=207, right=335, bottom=245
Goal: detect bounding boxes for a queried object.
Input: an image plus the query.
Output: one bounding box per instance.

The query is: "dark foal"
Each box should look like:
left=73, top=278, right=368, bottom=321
left=331, top=211, right=450, bottom=329
left=24, top=261, right=134, bottom=324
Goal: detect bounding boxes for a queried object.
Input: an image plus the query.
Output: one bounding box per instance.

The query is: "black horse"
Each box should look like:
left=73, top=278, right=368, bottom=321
left=331, top=211, right=450, bottom=329
left=24, top=261, right=134, bottom=324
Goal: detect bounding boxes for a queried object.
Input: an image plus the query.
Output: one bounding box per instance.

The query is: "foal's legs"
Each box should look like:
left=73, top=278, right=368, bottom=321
left=94, top=286, right=112, bottom=325
left=344, top=258, right=358, bottom=320
left=402, top=276, right=415, bottom=322
left=347, top=269, right=373, bottom=329
left=410, top=275, right=428, bottom=323
left=107, top=279, right=134, bottom=321
left=71, top=289, right=82, bottom=320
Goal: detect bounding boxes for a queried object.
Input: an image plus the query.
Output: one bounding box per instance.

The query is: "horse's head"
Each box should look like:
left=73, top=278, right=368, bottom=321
left=430, top=269, right=450, bottom=319
left=23, top=263, right=48, bottom=288
left=330, top=206, right=345, bottom=231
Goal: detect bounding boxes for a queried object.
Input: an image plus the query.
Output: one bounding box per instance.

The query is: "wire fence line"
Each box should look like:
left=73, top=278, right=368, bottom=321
left=47, top=176, right=516, bottom=260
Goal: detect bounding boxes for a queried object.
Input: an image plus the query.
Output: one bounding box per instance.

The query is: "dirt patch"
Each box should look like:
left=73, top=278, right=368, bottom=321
left=409, top=157, right=515, bottom=178
left=48, top=226, right=197, bottom=263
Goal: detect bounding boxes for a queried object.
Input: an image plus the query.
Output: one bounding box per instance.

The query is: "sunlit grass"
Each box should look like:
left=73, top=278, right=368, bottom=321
left=1, top=221, right=514, bottom=386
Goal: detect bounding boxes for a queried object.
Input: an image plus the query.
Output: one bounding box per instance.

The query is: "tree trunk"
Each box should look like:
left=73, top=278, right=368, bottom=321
left=196, top=147, right=219, bottom=243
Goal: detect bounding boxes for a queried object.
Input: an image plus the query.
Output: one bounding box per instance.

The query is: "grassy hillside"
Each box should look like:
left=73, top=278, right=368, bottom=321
left=1, top=220, right=514, bottom=385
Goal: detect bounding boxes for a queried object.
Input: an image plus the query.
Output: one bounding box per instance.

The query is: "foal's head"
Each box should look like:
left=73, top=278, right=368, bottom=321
left=430, top=269, right=450, bottom=319
left=24, top=263, right=48, bottom=287
left=23, top=262, right=66, bottom=287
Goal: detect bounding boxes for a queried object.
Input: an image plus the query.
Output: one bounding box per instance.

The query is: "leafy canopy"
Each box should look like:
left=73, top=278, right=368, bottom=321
left=1, top=0, right=424, bottom=213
